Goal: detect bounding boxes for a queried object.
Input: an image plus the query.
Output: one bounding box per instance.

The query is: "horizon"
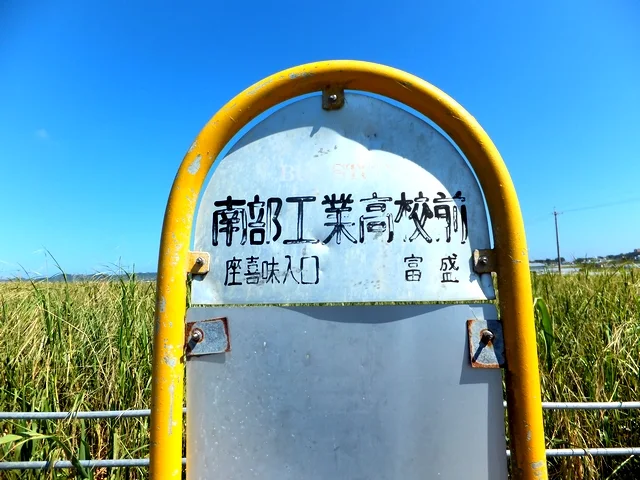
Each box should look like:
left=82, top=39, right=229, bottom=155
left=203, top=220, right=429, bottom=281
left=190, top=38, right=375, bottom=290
left=2, top=247, right=638, bottom=281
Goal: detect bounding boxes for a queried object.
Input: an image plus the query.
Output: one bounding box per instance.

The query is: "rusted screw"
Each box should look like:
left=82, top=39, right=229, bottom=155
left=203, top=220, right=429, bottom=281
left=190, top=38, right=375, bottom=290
left=191, top=328, right=204, bottom=343
left=481, top=330, right=495, bottom=344
left=479, top=256, right=489, bottom=265
left=328, top=94, right=338, bottom=104
left=195, top=257, right=204, bottom=266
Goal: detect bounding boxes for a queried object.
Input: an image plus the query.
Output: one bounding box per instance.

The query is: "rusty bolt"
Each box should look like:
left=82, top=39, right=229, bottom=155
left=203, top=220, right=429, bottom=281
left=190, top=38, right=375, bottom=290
left=195, top=257, right=204, bottom=266
left=479, top=256, right=489, bottom=265
left=481, top=330, right=495, bottom=345
left=191, top=328, right=204, bottom=343
left=328, top=94, right=338, bottom=104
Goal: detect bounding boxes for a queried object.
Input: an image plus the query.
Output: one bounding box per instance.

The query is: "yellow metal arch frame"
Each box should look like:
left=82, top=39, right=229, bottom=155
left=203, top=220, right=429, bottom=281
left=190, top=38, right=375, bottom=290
left=150, top=60, right=548, bottom=480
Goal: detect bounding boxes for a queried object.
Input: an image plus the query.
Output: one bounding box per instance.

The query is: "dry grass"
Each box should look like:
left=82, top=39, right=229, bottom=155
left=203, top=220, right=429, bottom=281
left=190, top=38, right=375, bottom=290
left=0, top=267, right=638, bottom=478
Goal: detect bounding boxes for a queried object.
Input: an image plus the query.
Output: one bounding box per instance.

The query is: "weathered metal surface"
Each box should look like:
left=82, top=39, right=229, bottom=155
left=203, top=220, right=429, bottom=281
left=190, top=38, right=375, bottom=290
left=322, top=87, right=345, bottom=110
left=467, top=319, right=505, bottom=368
left=188, top=251, right=210, bottom=275
left=191, top=93, right=495, bottom=305
left=185, top=317, right=230, bottom=357
left=152, top=61, right=548, bottom=480
left=473, top=248, right=496, bottom=274
left=186, top=304, right=508, bottom=479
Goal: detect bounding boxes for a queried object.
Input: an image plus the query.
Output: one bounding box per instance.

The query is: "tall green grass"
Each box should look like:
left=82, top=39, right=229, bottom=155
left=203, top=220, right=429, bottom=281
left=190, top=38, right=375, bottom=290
left=0, top=268, right=638, bottom=479
left=532, top=268, right=640, bottom=478
left=0, top=274, right=155, bottom=479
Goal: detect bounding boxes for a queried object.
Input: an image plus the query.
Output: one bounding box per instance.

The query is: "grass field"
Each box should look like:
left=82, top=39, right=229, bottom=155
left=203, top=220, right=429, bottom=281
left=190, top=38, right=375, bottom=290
left=0, top=268, right=638, bottom=479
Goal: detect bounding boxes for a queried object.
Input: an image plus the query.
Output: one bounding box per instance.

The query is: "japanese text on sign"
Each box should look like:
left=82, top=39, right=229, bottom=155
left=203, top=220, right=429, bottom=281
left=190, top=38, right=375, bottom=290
left=191, top=92, right=495, bottom=304
left=212, top=190, right=468, bottom=247
left=212, top=190, right=468, bottom=287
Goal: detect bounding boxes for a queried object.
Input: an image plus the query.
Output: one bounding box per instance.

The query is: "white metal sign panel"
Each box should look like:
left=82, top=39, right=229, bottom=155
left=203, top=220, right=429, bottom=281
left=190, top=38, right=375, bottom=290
left=186, top=304, right=508, bottom=479
left=191, top=93, right=494, bottom=304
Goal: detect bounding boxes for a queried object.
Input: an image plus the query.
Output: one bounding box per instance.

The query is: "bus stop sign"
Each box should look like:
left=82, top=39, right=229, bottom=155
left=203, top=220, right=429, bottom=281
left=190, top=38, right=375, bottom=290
left=190, top=94, right=494, bottom=305
left=150, top=61, right=548, bottom=480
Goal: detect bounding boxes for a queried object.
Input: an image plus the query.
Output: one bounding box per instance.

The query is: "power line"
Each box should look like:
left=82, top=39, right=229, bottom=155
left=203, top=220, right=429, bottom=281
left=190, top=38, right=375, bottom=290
left=543, top=196, right=640, bottom=271
left=560, top=196, right=640, bottom=214
left=527, top=196, right=640, bottom=228
left=526, top=213, right=554, bottom=226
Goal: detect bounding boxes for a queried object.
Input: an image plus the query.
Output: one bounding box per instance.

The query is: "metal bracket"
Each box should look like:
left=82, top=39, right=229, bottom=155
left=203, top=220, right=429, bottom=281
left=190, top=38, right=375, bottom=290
left=473, top=248, right=496, bottom=274
left=188, top=251, right=210, bottom=275
left=467, top=319, right=505, bottom=368
left=185, top=317, right=230, bottom=358
left=322, top=87, right=345, bottom=110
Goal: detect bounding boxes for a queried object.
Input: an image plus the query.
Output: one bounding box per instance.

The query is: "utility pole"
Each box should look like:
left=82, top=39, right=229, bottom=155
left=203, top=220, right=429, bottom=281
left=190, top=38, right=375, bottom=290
left=554, top=209, right=562, bottom=274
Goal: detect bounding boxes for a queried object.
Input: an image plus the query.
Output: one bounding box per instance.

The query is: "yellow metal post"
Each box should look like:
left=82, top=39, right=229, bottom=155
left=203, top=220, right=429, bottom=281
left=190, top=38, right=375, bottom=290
left=150, top=60, right=547, bottom=480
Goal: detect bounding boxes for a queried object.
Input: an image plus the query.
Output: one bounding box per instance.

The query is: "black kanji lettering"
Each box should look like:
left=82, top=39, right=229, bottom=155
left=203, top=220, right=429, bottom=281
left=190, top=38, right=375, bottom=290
left=261, top=257, right=280, bottom=284
left=408, top=192, right=434, bottom=243
left=266, top=198, right=283, bottom=243
left=212, top=196, right=247, bottom=247
left=300, top=256, right=320, bottom=284
left=224, top=257, right=243, bottom=286
left=247, top=196, right=266, bottom=245
left=440, top=253, right=460, bottom=283
left=433, top=191, right=468, bottom=244
left=359, top=192, right=394, bottom=243
left=284, top=196, right=319, bottom=244
left=393, top=192, right=413, bottom=223
left=403, top=254, right=423, bottom=282
left=283, top=255, right=300, bottom=284
left=244, top=256, right=260, bottom=284
left=321, top=193, right=357, bottom=245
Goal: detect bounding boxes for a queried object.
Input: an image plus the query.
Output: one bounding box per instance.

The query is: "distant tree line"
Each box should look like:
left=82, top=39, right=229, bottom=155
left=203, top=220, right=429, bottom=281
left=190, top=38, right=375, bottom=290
left=533, top=250, right=640, bottom=265
left=533, top=257, right=566, bottom=264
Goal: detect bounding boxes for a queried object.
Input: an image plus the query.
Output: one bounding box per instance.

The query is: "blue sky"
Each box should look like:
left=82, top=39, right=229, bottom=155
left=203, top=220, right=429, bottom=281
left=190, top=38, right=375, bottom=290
left=1, top=0, right=639, bottom=277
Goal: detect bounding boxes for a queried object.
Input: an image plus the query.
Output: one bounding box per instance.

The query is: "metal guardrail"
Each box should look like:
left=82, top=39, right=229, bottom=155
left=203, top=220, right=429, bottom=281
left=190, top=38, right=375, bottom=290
left=0, top=458, right=187, bottom=471
left=1, top=403, right=639, bottom=470
left=528, top=401, right=640, bottom=410
left=3, top=403, right=639, bottom=420
left=0, top=408, right=186, bottom=421
left=545, top=448, right=640, bottom=458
